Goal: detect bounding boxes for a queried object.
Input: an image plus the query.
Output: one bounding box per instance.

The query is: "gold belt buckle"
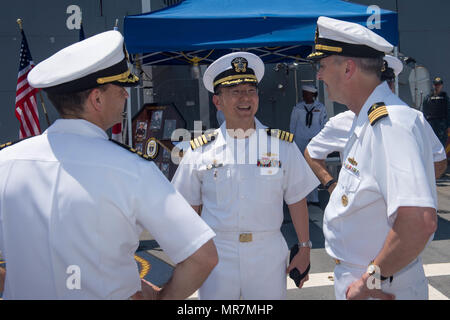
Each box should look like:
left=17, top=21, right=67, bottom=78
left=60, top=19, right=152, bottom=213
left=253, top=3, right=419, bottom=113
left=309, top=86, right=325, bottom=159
left=239, top=233, right=253, bottom=242
left=334, top=259, right=341, bottom=265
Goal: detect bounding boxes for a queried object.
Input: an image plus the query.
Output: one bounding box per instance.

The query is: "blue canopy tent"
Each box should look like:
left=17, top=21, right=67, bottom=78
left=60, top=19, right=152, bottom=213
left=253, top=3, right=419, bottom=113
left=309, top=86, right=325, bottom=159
left=124, top=0, right=398, bottom=66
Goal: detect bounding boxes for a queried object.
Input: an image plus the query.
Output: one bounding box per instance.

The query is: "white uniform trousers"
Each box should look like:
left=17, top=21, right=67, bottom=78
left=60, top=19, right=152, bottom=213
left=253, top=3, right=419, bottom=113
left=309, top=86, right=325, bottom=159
left=199, top=230, right=289, bottom=300
left=333, top=258, right=428, bottom=300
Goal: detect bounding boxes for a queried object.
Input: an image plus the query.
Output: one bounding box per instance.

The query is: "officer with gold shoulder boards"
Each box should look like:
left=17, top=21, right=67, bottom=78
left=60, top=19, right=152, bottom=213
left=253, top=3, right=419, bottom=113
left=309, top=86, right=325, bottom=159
left=172, top=52, right=319, bottom=299
left=308, top=17, right=438, bottom=300
left=0, top=31, right=217, bottom=299
left=304, top=55, right=447, bottom=197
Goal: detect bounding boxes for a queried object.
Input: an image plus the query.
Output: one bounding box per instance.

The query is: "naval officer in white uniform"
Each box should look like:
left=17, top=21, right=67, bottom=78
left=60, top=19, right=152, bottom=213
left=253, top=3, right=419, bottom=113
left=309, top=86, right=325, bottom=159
left=172, top=52, right=319, bottom=299
left=308, top=17, right=438, bottom=300
left=305, top=55, right=447, bottom=194
left=0, top=30, right=217, bottom=299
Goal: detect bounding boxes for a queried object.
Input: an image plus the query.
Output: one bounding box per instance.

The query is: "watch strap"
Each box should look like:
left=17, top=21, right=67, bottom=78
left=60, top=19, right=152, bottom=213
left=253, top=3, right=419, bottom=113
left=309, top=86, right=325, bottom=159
left=321, top=178, right=337, bottom=190
left=298, top=240, right=312, bottom=248
left=368, top=261, right=393, bottom=283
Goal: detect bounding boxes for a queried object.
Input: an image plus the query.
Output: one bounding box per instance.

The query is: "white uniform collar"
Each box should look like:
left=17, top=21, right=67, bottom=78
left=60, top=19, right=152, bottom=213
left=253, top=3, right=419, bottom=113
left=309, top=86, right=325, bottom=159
left=352, top=81, right=393, bottom=138
left=296, top=100, right=319, bottom=109
left=214, top=117, right=266, bottom=148
left=44, top=119, right=109, bottom=140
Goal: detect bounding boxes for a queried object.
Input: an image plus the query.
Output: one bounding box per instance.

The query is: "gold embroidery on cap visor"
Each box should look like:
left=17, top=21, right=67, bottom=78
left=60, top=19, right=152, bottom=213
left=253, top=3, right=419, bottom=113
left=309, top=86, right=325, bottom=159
left=315, top=44, right=343, bottom=53
left=307, top=44, right=343, bottom=60
left=307, top=51, right=326, bottom=59
left=96, top=69, right=139, bottom=85
left=213, top=74, right=258, bottom=88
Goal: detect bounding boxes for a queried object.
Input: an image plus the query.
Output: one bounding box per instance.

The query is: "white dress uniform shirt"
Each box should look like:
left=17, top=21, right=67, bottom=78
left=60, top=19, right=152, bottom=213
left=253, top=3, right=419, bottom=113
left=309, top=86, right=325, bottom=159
left=307, top=108, right=447, bottom=162
left=172, top=118, right=319, bottom=299
left=290, top=100, right=328, bottom=153
left=323, top=82, right=438, bottom=299
left=0, top=119, right=215, bottom=299
left=306, top=110, right=354, bottom=161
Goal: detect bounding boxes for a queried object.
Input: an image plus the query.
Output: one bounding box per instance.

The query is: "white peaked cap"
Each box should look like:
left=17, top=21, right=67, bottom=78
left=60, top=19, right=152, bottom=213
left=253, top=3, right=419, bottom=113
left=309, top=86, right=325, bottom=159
left=28, top=30, right=139, bottom=94
left=383, top=55, right=403, bottom=77
left=302, top=85, right=318, bottom=93
left=203, top=51, right=264, bottom=93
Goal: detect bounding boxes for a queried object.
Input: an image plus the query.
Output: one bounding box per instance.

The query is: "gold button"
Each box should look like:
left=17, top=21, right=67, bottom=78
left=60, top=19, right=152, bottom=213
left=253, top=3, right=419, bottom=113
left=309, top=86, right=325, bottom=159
left=341, top=195, right=348, bottom=207
left=239, top=233, right=252, bottom=242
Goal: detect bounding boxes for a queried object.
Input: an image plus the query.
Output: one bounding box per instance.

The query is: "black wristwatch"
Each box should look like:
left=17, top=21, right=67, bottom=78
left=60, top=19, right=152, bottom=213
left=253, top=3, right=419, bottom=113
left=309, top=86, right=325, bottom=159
left=322, top=178, right=337, bottom=190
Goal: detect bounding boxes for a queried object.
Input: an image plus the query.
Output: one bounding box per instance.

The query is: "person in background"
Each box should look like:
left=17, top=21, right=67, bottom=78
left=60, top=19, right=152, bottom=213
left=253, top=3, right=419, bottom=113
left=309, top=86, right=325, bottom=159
left=290, top=85, right=327, bottom=205
left=422, top=77, right=450, bottom=150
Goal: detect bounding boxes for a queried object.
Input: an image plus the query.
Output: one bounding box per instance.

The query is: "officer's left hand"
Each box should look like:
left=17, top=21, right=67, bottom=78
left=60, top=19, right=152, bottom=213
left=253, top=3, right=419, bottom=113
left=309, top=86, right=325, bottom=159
left=286, top=247, right=310, bottom=288
left=345, top=274, right=395, bottom=300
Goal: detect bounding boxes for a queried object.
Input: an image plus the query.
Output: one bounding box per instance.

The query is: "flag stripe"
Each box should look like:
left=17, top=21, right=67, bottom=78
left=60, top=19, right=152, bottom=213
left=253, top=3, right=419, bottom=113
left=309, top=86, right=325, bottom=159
left=16, top=107, right=32, bottom=138
left=22, top=101, right=38, bottom=136
left=27, top=96, right=40, bottom=134
left=15, top=29, right=41, bottom=139
left=111, top=123, right=123, bottom=143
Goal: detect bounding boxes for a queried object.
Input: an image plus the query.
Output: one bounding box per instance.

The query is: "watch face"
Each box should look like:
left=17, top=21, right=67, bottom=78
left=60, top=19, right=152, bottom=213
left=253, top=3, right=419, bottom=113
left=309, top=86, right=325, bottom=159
left=300, top=241, right=312, bottom=248
left=367, top=264, right=377, bottom=275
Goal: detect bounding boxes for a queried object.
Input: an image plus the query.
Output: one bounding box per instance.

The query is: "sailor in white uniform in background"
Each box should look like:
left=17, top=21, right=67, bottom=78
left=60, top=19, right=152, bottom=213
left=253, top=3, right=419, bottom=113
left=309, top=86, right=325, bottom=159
left=308, top=16, right=438, bottom=300
left=172, top=51, right=319, bottom=300
left=290, top=85, right=328, bottom=153
left=290, top=85, right=327, bottom=205
left=0, top=31, right=217, bottom=300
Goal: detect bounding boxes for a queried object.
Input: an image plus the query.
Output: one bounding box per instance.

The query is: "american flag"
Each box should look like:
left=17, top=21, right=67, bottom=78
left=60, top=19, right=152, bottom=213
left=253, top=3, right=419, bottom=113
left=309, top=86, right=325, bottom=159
left=15, top=29, right=40, bottom=139
left=111, top=122, right=123, bottom=143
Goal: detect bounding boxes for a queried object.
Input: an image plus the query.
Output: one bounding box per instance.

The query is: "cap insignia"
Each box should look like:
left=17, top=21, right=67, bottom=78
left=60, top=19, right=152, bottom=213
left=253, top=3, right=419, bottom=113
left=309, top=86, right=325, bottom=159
left=231, top=57, right=248, bottom=73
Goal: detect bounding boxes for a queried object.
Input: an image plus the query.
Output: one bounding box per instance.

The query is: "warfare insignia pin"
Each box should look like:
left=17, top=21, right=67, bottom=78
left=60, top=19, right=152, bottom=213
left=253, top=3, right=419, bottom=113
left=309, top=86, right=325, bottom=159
left=347, top=157, right=358, bottom=166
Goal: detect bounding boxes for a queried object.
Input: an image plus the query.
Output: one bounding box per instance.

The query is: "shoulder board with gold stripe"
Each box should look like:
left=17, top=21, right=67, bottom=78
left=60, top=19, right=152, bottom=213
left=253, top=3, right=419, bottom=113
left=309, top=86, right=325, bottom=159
left=0, top=136, right=33, bottom=151
left=190, top=131, right=219, bottom=150
left=368, top=102, right=388, bottom=126
left=266, top=128, right=294, bottom=143
left=110, top=139, right=152, bottom=161
left=0, top=141, right=14, bottom=151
